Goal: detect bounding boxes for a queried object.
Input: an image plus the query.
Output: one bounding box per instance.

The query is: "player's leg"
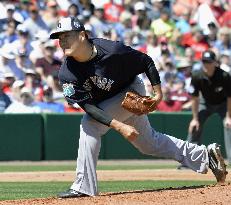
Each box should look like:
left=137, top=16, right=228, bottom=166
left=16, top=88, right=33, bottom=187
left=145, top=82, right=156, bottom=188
left=125, top=114, right=227, bottom=181
left=124, top=114, right=209, bottom=173
left=59, top=78, right=144, bottom=197
left=58, top=115, right=107, bottom=197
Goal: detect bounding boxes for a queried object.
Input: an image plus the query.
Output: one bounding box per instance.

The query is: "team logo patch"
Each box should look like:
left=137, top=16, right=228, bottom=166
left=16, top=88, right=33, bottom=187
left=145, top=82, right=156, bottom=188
left=62, top=83, right=75, bottom=97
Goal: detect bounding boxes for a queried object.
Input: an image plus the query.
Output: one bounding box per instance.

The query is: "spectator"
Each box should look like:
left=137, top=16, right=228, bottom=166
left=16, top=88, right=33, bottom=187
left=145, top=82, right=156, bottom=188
left=156, top=86, right=182, bottom=112
left=170, top=78, right=192, bottom=111
left=220, top=50, right=231, bottom=75
left=4, top=86, right=41, bottom=113
left=175, top=10, right=191, bottom=34
left=0, top=0, right=229, bottom=116
left=22, top=4, right=49, bottom=40
left=14, top=48, right=33, bottom=76
left=35, top=40, right=62, bottom=82
left=24, top=69, right=41, bottom=94
left=1, top=73, right=15, bottom=98
left=11, top=79, right=25, bottom=101
left=150, top=8, right=175, bottom=39
left=34, top=85, right=64, bottom=113
left=103, top=0, right=124, bottom=23
left=17, top=0, right=33, bottom=21
left=42, top=0, right=61, bottom=30
left=0, top=78, right=11, bottom=112
left=0, top=20, right=18, bottom=47
left=132, top=1, right=151, bottom=32
left=67, top=3, right=80, bottom=17
left=219, top=4, right=231, bottom=28
left=114, top=11, right=132, bottom=41
left=46, top=72, right=64, bottom=103
left=175, top=58, right=193, bottom=93
left=0, top=4, right=21, bottom=32
left=0, top=44, right=16, bottom=77
left=29, top=30, right=50, bottom=64
left=213, top=27, right=231, bottom=54
left=10, top=25, right=34, bottom=57
left=181, top=26, right=210, bottom=60
left=147, top=0, right=167, bottom=20
left=192, top=0, right=219, bottom=35
left=79, top=0, right=94, bottom=15
left=206, top=22, right=218, bottom=47
left=89, top=5, right=109, bottom=37
left=138, top=31, right=160, bottom=63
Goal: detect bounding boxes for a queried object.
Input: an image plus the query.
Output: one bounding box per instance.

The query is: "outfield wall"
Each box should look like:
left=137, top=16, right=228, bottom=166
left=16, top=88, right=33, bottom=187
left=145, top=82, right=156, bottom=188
left=0, top=112, right=224, bottom=161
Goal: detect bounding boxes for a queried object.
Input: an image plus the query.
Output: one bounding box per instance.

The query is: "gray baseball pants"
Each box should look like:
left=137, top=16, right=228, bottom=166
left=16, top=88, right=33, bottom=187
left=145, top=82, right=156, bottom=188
left=70, top=77, right=209, bottom=196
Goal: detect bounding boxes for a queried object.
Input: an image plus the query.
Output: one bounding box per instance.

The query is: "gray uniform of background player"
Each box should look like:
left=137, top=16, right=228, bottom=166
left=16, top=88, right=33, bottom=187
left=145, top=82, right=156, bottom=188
left=59, top=38, right=209, bottom=196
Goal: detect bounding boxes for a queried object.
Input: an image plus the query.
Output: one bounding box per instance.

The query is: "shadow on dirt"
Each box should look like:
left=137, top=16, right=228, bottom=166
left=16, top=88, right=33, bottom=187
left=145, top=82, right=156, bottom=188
left=100, top=184, right=212, bottom=196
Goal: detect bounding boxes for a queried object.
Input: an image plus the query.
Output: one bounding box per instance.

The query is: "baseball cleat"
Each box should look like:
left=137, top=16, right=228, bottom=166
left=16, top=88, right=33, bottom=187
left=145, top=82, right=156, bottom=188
left=207, top=143, right=228, bottom=183
left=57, top=189, right=87, bottom=198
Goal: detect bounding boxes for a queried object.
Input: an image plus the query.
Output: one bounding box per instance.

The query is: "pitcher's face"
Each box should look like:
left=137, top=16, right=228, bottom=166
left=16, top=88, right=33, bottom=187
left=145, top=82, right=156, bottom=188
left=58, top=31, right=80, bottom=56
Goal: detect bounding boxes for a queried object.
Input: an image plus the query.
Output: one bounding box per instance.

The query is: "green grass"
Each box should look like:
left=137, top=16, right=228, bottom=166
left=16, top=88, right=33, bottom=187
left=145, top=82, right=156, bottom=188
left=0, top=164, right=178, bottom=172
left=0, top=180, right=213, bottom=200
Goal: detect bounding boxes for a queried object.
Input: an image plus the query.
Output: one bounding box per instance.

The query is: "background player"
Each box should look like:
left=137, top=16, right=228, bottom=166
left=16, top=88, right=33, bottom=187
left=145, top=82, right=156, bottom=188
left=187, top=51, right=231, bottom=163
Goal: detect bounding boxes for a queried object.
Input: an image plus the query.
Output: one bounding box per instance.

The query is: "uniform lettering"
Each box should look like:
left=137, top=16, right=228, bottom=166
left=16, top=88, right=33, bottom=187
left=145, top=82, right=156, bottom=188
left=83, top=79, right=92, bottom=91
left=90, top=75, right=114, bottom=91
left=105, top=79, right=114, bottom=91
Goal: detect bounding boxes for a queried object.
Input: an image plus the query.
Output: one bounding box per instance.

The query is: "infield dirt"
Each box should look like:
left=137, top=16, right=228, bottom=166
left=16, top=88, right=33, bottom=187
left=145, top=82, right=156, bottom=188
left=0, top=169, right=230, bottom=205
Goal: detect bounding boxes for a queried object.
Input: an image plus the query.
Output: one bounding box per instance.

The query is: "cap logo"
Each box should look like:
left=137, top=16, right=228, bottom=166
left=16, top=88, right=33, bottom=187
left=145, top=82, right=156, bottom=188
left=58, top=22, right=62, bottom=28
left=204, top=52, right=210, bottom=58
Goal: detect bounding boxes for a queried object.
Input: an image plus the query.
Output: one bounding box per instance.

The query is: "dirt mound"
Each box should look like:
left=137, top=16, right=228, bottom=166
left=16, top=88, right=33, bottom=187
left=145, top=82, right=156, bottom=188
left=1, top=183, right=230, bottom=205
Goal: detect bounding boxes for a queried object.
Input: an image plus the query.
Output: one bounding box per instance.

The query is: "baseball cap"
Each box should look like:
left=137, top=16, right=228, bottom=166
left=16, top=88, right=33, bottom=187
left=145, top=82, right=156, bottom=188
left=201, top=50, right=216, bottom=62
left=6, top=4, right=15, bottom=11
left=12, top=80, right=25, bottom=88
left=44, top=40, right=56, bottom=48
left=50, top=17, right=85, bottom=39
left=177, top=59, right=192, bottom=69
left=134, top=2, right=146, bottom=11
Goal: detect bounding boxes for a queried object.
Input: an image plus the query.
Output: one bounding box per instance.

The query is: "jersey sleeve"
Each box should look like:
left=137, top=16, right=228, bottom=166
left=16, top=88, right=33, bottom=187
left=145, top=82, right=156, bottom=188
left=118, top=44, right=161, bottom=85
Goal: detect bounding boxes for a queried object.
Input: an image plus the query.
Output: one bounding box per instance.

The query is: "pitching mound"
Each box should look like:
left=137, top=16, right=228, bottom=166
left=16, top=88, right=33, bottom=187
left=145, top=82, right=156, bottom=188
left=1, top=183, right=230, bottom=205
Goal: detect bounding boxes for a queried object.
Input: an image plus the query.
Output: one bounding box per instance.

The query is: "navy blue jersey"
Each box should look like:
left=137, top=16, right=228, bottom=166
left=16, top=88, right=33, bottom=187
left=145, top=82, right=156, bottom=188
left=59, top=38, right=160, bottom=125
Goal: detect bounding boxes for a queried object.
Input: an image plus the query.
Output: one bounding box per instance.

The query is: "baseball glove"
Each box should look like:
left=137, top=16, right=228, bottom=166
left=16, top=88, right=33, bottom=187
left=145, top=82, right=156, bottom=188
left=121, top=91, right=157, bottom=115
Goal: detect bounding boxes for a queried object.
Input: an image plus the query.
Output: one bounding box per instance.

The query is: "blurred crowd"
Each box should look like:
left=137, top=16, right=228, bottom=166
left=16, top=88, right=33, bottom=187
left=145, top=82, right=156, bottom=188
left=0, top=0, right=230, bottom=113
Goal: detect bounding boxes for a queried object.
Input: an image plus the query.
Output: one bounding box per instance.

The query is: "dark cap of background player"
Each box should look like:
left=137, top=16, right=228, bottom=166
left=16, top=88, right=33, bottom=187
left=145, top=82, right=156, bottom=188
left=201, top=50, right=217, bottom=63
left=50, top=17, right=85, bottom=39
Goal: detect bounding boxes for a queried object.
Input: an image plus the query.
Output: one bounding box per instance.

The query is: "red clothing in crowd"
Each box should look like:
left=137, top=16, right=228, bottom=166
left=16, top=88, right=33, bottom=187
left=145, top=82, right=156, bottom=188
left=35, top=58, right=62, bottom=76
left=156, top=100, right=182, bottom=112
left=64, top=105, right=84, bottom=113
left=104, top=2, right=124, bottom=23
left=210, top=4, right=225, bottom=21
left=181, top=33, right=209, bottom=60
left=219, top=10, right=231, bottom=28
